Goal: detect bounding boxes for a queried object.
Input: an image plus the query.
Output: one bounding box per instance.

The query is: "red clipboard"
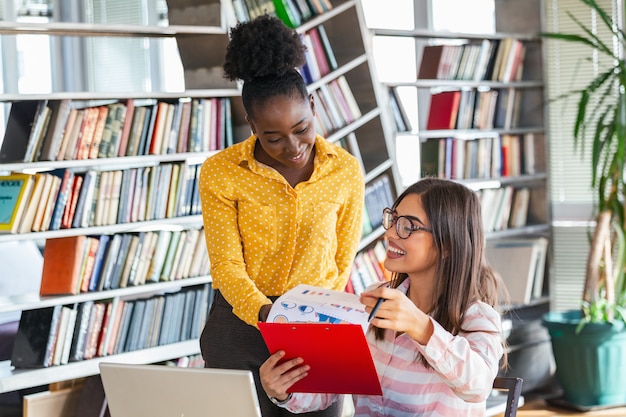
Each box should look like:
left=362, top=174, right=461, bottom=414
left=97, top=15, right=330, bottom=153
left=258, top=322, right=382, bottom=395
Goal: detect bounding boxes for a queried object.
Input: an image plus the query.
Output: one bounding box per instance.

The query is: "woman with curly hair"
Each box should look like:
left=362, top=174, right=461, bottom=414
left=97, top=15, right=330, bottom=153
left=260, top=178, right=507, bottom=416
left=198, top=14, right=364, bottom=417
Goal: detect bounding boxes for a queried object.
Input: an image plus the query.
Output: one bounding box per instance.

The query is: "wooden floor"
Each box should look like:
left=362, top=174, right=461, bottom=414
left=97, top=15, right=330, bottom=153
left=493, top=399, right=626, bottom=416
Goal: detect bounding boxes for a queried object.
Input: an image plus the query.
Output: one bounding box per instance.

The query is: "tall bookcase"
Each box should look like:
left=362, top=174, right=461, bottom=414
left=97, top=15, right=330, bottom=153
left=367, top=0, right=554, bottom=393
left=0, top=0, right=397, bottom=402
left=370, top=1, right=551, bottom=308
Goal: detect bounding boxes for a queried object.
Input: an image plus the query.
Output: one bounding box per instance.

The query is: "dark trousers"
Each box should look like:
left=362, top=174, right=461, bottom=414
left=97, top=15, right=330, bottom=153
left=200, top=291, right=344, bottom=417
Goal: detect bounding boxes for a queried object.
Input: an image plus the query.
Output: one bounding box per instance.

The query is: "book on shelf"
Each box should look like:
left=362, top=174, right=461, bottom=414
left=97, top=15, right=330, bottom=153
left=500, top=39, right=526, bottom=82
left=88, top=106, right=110, bottom=159
left=40, top=236, right=90, bottom=296
left=115, top=99, right=135, bottom=157
left=456, top=90, right=476, bottom=129
left=302, top=33, right=322, bottom=82
left=177, top=100, right=193, bottom=153
left=166, top=100, right=183, bottom=154
left=125, top=105, right=148, bottom=157
left=335, top=76, right=361, bottom=120
left=473, top=90, right=498, bottom=129
left=71, top=170, right=95, bottom=229
left=311, top=0, right=332, bottom=14
left=55, top=108, right=78, bottom=161
left=86, top=235, right=110, bottom=292
left=96, top=299, right=118, bottom=357
left=293, top=0, right=313, bottom=20
left=363, top=174, right=394, bottom=230
left=426, top=90, right=461, bottom=130
left=61, top=108, right=86, bottom=160
left=273, top=0, right=301, bottom=28
left=388, top=87, right=412, bottom=132
left=23, top=101, right=52, bottom=163
left=38, top=99, right=72, bottom=161
left=485, top=236, right=549, bottom=304
left=149, top=101, right=170, bottom=155
left=106, top=299, right=126, bottom=356
left=17, top=172, right=46, bottom=233
left=68, top=300, right=93, bottom=362
left=508, top=187, right=531, bottom=229
left=119, top=234, right=141, bottom=288
left=40, top=173, right=63, bottom=232
left=11, top=306, right=61, bottom=368
left=310, top=90, right=333, bottom=135
left=75, top=106, right=100, bottom=160
left=472, top=39, right=495, bottom=81
left=48, top=169, right=75, bottom=231
left=53, top=304, right=78, bottom=366
left=61, top=174, right=84, bottom=229
left=307, top=27, right=332, bottom=77
left=420, top=139, right=442, bottom=178
left=114, top=301, right=135, bottom=354
left=418, top=44, right=446, bottom=79
left=316, top=25, right=338, bottom=71
left=138, top=103, right=158, bottom=156
left=482, top=185, right=514, bottom=232
left=0, top=173, right=35, bottom=234
left=78, top=237, right=100, bottom=293
left=0, top=100, right=41, bottom=163
left=147, top=231, right=173, bottom=282
left=83, top=301, right=106, bottom=360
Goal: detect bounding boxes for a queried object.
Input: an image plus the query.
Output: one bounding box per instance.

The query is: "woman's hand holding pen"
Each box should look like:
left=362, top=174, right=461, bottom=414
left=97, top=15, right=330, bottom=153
left=360, top=286, right=434, bottom=345
left=260, top=350, right=309, bottom=402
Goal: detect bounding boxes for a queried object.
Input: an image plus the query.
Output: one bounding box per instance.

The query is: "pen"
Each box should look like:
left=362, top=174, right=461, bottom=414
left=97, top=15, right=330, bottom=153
left=368, top=297, right=385, bottom=321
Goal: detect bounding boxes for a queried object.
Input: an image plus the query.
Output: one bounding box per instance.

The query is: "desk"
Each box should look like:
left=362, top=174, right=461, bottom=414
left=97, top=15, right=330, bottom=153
left=492, top=399, right=626, bottom=416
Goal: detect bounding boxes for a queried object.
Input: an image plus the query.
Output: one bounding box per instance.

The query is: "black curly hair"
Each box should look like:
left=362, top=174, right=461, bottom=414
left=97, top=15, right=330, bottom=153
left=223, top=14, right=309, bottom=118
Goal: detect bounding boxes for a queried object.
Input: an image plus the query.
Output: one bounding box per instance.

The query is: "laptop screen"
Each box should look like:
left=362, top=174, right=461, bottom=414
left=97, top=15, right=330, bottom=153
left=99, top=362, right=262, bottom=417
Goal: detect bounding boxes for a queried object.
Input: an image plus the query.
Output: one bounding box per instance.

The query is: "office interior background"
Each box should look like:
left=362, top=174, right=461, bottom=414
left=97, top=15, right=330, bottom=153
left=0, top=2, right=615, bottom=415
left=0, top=0, right=602, bottom=314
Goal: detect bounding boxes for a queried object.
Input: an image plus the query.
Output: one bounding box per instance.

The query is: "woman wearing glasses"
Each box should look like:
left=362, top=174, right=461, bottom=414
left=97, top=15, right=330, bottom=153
left=260, top=177, right=507, bottom=416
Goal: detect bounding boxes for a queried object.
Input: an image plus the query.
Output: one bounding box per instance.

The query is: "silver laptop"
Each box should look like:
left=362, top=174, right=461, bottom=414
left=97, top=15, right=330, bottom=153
left=99, top=362, right=262, bottom=417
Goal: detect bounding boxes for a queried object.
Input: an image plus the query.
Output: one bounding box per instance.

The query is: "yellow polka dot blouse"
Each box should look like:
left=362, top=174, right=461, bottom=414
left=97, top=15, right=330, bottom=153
left=199, top=134, right=365, bottom=326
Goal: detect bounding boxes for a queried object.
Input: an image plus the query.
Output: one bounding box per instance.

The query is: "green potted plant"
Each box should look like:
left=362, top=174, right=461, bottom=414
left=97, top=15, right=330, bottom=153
left=541, top=0, right=626, bottom=408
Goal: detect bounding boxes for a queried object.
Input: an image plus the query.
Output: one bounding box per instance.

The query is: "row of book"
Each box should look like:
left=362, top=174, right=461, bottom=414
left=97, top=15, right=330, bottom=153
left=420, top=133, right=538, bottom=181
left=346, top=240, right=390, bottom=295
left=0, top=97, right=232, bottom=164
left=312, top=76, right=362, bottom=138
left=0, top=162, right=202, bottom=234
left=233, top=0, right=333, bottom=27
left=39, top=229, right=210, bottom=296
left=425, top=88, right=523, bottom=131
left=362, top=174, right=395, bottom=236
left=300, top=25, right=338, bottom=84
left=478, top=185, right=533, bottom=232
left=11, top=283, right=213, bottom=369
left=418, top=38, right=526, bottom=83
left=486, top=236, right=548, bottom=305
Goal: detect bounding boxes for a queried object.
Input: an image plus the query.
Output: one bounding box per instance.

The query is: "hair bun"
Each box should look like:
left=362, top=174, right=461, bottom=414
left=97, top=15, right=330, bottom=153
left=223, top=14, right=307, bottom=82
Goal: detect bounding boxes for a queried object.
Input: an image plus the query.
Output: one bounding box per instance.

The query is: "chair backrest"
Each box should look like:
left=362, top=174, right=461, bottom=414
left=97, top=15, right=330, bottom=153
left=492, top=377, right=524, bottom=417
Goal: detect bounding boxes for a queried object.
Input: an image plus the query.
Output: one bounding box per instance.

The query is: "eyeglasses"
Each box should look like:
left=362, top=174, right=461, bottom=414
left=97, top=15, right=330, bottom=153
left=382, top=207, right=433, bottom=239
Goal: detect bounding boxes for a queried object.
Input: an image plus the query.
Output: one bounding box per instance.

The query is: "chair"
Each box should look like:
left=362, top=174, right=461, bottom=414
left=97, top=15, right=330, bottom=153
left=491, top=377, right=524, bottom=417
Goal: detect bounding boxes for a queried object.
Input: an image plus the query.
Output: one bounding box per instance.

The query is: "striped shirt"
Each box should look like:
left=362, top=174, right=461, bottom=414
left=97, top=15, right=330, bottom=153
left=285, top=281, right=503, bottom=416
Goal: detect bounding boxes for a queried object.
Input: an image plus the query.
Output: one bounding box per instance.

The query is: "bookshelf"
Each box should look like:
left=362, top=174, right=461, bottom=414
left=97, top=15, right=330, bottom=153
left=364, top=0, right=554, bottom=395
left=0, top=0, right=397, bottom=399
left=0, top=3, right=232, bottom=398
left=369, top=2, right=551, bottom=311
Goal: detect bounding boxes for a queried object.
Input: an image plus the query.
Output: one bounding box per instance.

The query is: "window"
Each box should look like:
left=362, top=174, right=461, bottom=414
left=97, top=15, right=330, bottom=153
left=543, top=0, right=621, bottom=311
left=0, top=0, right=185, bottom=144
